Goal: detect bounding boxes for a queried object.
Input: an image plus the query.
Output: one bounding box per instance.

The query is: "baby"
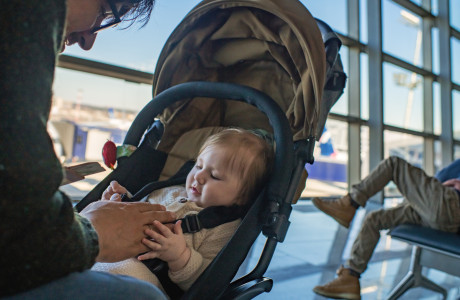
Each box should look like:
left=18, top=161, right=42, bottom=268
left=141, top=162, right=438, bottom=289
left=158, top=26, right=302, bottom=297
left=92, top=128, right=273, bottom=293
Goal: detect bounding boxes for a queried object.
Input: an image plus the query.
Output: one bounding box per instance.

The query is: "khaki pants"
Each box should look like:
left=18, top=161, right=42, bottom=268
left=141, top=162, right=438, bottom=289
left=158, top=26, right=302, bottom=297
left=347, top=156, right=460, bottom=273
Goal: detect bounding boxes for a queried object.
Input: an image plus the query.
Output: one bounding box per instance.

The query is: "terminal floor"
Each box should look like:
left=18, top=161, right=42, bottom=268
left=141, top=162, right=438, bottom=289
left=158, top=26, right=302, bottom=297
left=241, top=201, right=460, bottom=300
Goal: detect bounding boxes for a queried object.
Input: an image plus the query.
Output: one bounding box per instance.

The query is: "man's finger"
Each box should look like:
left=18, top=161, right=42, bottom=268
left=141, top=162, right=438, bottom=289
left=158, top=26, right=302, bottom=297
left=142, top=210, right=176, bottom=224
left=126, top=202, right=166, bottom=212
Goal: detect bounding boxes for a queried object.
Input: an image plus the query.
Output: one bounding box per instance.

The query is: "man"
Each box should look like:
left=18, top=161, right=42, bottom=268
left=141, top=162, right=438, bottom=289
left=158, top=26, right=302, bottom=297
left=312, top=156, right=460, bottom=300
left=0, top=1, right=175, bottom=298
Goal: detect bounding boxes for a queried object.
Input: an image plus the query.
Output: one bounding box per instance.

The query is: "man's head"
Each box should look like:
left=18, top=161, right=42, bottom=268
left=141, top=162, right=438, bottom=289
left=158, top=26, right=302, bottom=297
left=63, top=0, right=154, bottom=51
left=185, top=128, right=274, bottom=208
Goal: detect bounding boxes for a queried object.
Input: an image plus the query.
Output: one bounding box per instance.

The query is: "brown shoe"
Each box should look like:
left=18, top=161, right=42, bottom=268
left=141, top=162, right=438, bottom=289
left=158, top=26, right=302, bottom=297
left=313, top=266, right=361, bottom=300
left=312, top=194, right=356, bottom=228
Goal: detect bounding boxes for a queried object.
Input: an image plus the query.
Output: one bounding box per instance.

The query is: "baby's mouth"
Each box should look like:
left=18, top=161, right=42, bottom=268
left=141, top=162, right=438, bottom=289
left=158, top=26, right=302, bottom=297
left=191, top=186, right=201, bottom=195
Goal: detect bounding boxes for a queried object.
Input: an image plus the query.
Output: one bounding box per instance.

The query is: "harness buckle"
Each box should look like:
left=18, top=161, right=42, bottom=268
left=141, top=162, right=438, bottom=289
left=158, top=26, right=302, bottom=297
left=182, top=214, right=202, bottom=233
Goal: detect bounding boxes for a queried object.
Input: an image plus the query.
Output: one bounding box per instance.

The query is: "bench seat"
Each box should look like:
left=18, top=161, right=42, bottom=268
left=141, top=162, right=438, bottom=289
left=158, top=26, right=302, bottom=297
left=386, top=224, right=460, bottom=300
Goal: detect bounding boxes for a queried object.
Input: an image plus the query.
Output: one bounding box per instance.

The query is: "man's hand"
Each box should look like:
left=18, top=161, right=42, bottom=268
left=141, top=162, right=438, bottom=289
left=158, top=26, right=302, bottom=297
left=442, top=178, right=460, bottom=191
left=79, top=201, right=176, bottom=262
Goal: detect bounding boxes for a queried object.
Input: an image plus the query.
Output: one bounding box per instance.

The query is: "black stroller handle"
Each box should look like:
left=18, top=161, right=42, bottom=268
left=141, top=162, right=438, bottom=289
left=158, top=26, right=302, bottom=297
left=124, top=81, right=295, bottom=202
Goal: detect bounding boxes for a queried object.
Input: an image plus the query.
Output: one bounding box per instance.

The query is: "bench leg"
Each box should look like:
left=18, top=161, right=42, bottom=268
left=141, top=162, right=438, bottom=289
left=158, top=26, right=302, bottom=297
left=386, top=246, right=447, bottom=300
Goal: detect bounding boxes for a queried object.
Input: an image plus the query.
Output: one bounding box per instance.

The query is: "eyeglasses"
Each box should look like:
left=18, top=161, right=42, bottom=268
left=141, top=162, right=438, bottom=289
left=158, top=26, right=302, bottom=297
left=91, top=0, right=123, bottom=34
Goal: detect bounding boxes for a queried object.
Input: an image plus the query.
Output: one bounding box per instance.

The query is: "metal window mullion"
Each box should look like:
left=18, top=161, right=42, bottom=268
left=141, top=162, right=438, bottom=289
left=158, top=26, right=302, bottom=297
left=422, top=0, right=434, bottom=175
left=348, top=0, right=361, bottom=188
left=367, top=0, right=384, bottom=204
left=438, top=0, right=453, bottom=166
left=57, top=55, right=154, bottom=84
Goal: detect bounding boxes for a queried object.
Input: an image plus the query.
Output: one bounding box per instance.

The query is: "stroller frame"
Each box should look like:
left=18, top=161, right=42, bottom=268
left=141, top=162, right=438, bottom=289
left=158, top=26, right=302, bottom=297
left=77, top=1, right=346, bottom=299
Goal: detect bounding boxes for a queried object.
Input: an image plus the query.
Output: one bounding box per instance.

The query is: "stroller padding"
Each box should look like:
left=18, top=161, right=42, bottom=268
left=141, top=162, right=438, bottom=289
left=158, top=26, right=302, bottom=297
left=158, top=127, right=226, bottom=181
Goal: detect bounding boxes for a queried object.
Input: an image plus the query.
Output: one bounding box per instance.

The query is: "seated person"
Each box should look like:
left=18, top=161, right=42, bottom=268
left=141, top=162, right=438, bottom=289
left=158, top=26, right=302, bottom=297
left=435, top=158, right=460, bottom=182
left=312, top=156, right=460, bottom=300
left=92, top=128, right=274, bottom=292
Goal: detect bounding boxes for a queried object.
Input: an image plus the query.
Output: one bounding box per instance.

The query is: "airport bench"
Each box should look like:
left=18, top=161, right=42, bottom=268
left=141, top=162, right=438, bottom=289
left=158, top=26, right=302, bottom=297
left=387, top=224, right=460, bottom=300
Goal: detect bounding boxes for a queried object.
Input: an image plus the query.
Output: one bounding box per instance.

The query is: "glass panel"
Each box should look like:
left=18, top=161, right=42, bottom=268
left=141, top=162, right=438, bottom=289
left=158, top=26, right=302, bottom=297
left=451, top=0, right=460, bottom=31
left=361, top=53, right=369, bottom=120
left=452, top=38, right=460, bottom=85
left=331, top=47, right=349, bottom=115
left=433, top=81, right=441, bottom=135
left=431, top=0, right=438, bottom=15
left=360, top=0, right=368, bottom=44
left=63, top=0, right=201, bottom=72
left=53, top=68, right=154, bottom=199
left=300, top=0, right=347, bottom=36
left=383, top=62, right=424, bottom=130
left=384, top=131, right=424, bottom=166
left=302, top=119, right=348, bottom=198
left=434, top=140, right=442, bottom=174
left=432, top=27, right=440, bottom=75
left=384, top=131, right=424, bottom=197
left=455, top=145, right=460, bottom=160
left=53, top=68, right=152, bottom=112
left=361, top=126, right=370, bottom=178
left=454, top=90, right=460, bottom=140
left=410, top=0, right=422, bottom=6
left=383, top=0, right=423, bottom=68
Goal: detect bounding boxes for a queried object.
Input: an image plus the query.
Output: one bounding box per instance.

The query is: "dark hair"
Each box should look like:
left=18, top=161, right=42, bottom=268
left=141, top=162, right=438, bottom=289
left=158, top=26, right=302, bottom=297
left=113, top=0, right=155, bottom=28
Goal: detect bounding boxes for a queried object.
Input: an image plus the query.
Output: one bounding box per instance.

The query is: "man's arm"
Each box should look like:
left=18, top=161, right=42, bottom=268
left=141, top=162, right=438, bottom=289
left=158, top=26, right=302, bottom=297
left=0, top=0, right=99, bottom=296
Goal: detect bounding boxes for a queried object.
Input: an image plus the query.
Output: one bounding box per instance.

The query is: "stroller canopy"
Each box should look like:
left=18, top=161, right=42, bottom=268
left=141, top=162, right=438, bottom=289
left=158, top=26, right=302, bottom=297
left=152, top=0, right=327, bottom=152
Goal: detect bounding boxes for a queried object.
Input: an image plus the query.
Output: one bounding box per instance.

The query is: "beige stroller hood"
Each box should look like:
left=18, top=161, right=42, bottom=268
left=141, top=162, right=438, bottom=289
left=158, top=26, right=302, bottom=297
left=152, top=0, right=326, bottom=152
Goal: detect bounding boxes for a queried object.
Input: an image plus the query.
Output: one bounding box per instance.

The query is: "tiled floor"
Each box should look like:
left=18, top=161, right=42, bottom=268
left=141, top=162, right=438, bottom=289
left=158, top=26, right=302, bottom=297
left=242, top=201, right=460, bottom=300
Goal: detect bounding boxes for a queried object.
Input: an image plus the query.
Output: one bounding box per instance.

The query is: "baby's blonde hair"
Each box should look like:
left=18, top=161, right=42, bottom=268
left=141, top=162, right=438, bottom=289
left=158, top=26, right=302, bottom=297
left=198, top=128, right=274, bottom=206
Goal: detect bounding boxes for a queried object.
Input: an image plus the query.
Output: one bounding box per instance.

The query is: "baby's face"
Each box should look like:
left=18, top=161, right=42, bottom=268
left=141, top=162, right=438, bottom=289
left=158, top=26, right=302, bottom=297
left=185, top=146, right=243, bottom=208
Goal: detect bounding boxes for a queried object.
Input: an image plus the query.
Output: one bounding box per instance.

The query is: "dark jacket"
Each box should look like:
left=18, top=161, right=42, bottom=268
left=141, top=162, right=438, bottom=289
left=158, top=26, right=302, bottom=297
left=0, top=0, right=98, bottom=296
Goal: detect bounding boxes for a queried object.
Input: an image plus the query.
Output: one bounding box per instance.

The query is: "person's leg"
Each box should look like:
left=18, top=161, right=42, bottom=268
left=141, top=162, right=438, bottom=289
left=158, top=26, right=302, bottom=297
left=346, top=205, right=421, bottom=273
left=312, top=156, right=400, bottom=228
left=371, top=156, right=460, bottom=231
left=313, top=205, right=422, bottom=300
left=4, top=270, right=168, bottom=300
left=313, top=156, right=458, bottom=229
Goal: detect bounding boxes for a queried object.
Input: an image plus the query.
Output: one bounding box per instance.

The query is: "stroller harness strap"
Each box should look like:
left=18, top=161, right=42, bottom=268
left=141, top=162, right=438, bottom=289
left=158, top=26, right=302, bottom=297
left=120, top=159, right=246, bottom=233
left=119, top=161, right=246, bottom=299
left=120, top=182, right=245, bottom=234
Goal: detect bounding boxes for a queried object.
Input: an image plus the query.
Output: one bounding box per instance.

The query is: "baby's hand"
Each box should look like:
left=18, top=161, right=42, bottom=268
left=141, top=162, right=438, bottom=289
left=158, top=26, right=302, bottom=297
left=102, top=180, right=128, bottom=201
left=138, top=220, right=191, bottom=272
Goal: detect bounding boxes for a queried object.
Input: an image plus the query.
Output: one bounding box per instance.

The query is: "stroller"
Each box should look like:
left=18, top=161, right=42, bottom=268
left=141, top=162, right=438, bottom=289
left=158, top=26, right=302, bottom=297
left=76, top=0, right=346, bottom=299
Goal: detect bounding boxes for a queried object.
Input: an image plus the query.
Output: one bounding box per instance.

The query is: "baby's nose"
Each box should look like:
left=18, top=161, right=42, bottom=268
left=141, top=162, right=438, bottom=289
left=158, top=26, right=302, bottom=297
left=195, top=172, right=206, bottom=184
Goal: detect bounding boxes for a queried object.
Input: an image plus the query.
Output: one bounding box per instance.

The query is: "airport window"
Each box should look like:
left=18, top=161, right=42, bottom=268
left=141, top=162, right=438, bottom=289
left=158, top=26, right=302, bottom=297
left=383, top=0, right=424, bottom=68
left=360, top=53, right=369, bottom=120
left=450, top=0, right=460, bottom=31
left=54, top=0, right=459, bottom=202
left=383, top=62, right=424, bottom=131
left=301, top=0, right=347, bottom=36
left=331, top=46, right=349, bottom=116
left=433, top=81, right=441, bottom=135
left=452, top=37, right=460, bottom=85
left=360, top=126, right=370, bottom=178
left=454, top=90, right=460, bottom=140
